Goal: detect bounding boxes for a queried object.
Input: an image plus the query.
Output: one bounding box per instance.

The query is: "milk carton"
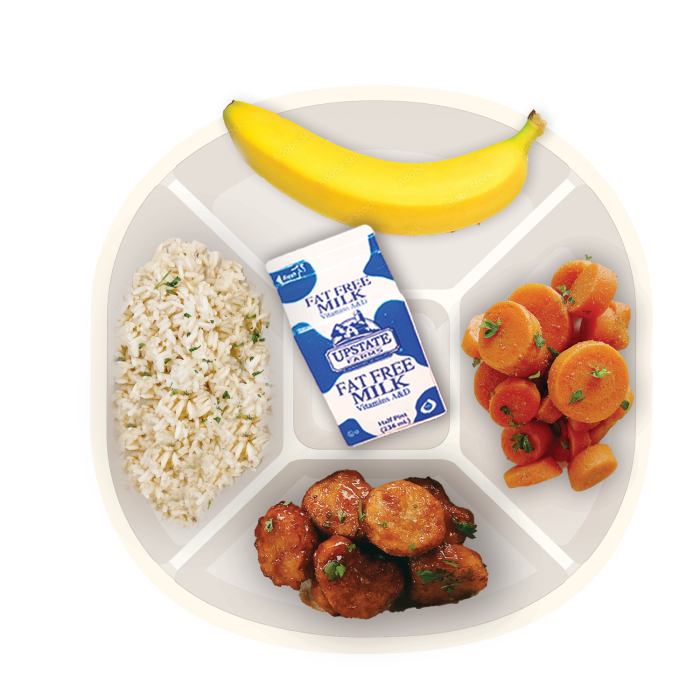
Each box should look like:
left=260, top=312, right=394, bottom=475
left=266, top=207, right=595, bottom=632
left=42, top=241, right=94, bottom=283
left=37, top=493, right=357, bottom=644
left=267, top=225, right=446, bottom=446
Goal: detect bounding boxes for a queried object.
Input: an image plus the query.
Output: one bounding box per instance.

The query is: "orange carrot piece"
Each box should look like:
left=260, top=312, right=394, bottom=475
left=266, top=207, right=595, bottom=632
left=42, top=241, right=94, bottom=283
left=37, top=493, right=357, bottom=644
left=535, top=395, right=563, bottom=424
left=504, top=456, right=563, bottom=488
left=569, top=427, right=592, bottom=458
left=608, top=386, right=634, bottom=422
left=509, top=283, right=573, bottom=353
left=589, top=416, right=617, bottom=445
left=568, top=263, right=618, bottom=318
left=548, top=340, right=629, bottom=422
left=568, top=444, right=618, bottom=491
left=473, top=362, right=509, bottom=411
left=461, top=313, right=484, bottom=359
left=489, top=378, right=542, bottom=427
left=551, top=260, right=592, bottom=296
left=568, top=418, right=601, bottom=432
left=478, top=301, right=543, bottom=377
left=580, top=301, right=631, bottom=350
left=501, top=421, right=553, bottom=465
left=550, top=419, right=571, bottom=463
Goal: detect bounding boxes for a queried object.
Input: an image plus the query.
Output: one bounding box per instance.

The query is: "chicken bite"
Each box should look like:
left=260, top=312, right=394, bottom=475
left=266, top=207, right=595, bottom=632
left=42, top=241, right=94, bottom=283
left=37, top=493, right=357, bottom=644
left=405, top=476, right=476, bottom=545
left=407, top=543, right=488, bottom=607
left=314, top=535, right=404, bottom=619
left=254, top=502, right=319, bottom=591
left=302, top=469, right=371, bottom=538
left=365, top=480, right=445, bottom=556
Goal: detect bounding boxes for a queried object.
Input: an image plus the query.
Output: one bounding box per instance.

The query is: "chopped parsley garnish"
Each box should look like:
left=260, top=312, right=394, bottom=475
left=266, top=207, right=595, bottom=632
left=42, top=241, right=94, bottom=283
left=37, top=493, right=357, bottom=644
left=442, top=585, right=456, bottom=593
left=138, top=343, right=145, bottom=349
left=252, top=370, right=263, bottom=377
left=222, top=391, right=230, bottom=399
left=251, top=332, right=260, bottom=343
left=214, top=417, right=221, bottom=423
left=568, top=390, right=586, bottom=404
left=346, top=543, right=356, bottom=552
left=154, top=271, right=171, bottom=289
left=453, top=520, right=477, bottom=539
left=127, top=423, right=136, bottom=428
left=500, top=405, right=513, bottom=417
left=233, top=342, right=243, bottom=348
left=480, top=318, right=502, bottom=338
left=208, top=500, right=211, bottom=510
left=509, top=419, right=524, bottom=428
left=379, top=520, right=388, bottom=528
left=358, top=499, right=365, bottom=522
left=472, top=357, right=481, bottom=368
left=511, top=433, right=534, bottom=454
left=551, top=421, right=562, bottom=437
left=323, top=523, right=330, bottom=529
left=548, top=347, right=560, bottom=359
left=323, top=561, right=346, bottom=580
left=409, top=543, right=415, bottom=550
left=416, top=569, right=444, bottom=584
left=264, top=518, right=273, bottom=532
left=282, top=501, right=291, bottom=506
left=443, top=560, right=460, bottom=568
left=590, top=365, right=612, bottom=379
left=184, top=313, right=191, bottom=318
left=621, top=400, right=630, bottom=411
left=561, top=439, right=569, bottom=450
left=534, top=333, right=546, bottom=348
left=202, top=359, right=213, bottom=364
left=116, top=357, right=124, bottom=362
left=556, top=284, right=571, bottom=297
left=337, top=510, right=347, bottom=523
left=210, top=320, right=215, bottom=324
left=528, top=371, right=541, bottom=379
left=585, top=254, right=593, bottom=260
left=245, top=314, right=257, bottom=320
left=164, top=358, right=171, bottom=364
left=140, top=371, right=151, bottom=377
left=189, top=346, right=200, bottom=353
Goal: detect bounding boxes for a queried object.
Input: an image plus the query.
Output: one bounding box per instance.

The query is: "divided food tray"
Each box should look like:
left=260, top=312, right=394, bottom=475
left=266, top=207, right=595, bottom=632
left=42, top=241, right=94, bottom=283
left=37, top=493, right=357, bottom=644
left=91, top=87, right=650, bottom=651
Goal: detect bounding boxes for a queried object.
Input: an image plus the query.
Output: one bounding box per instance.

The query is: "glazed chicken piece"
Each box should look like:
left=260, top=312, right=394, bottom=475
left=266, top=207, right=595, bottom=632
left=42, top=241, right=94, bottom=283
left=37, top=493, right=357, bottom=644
left=364, top=480, right=445, bottom=556
left=405, top=476, right=476, bottom=544
left=313, top=535, right=404, bottom=619
left=254, top=502, right=319, bottom=590
left=302, top=469, right=372, bottom=538
left=406, top=543, right=488, bottom=607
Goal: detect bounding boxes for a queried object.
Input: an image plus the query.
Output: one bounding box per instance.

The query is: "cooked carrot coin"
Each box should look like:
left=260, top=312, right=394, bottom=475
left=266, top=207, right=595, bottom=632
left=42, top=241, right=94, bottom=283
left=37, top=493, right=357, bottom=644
left=568, top=444, right=618, bottom=491
left=509, top=283, right=573, bottom=353
left=548, top=340, right=629, bottom=422
left=550, top=419, right=571, bottom=462
left=568, top=263, right=618, bottom=318
left=474, top=361, right=509, bottom=410
left=501, top=421, right=553, bottom=465
left=535, top=395, right=563, bottom=423
left=589, top=416, right=617, bottom=445
left=489, top=378, right=541, bottom=427
left=551, top=259, right=592, bottom=296
left=478, top=301, right=543, bottom=376
left=609, top=386, right=634, bottom=421
left=569, top=427, right=592, bottom=458
left=461, top=314, right=484, bottom=359
left=568, top=418, right=601, bottom=432
left=580, top=301, right=631, bottom=350
left=504, top=456, right=563, bottom=488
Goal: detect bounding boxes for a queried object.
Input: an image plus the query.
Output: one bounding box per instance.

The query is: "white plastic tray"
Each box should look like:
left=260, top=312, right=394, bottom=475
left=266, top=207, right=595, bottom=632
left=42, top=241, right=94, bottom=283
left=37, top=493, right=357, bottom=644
left=91, top=87, right=651, bottom=652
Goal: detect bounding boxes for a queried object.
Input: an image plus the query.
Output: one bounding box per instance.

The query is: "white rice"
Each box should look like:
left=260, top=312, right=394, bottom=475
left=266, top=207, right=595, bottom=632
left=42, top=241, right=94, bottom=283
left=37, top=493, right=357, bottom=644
left=112, top=238, right=271, bottom=523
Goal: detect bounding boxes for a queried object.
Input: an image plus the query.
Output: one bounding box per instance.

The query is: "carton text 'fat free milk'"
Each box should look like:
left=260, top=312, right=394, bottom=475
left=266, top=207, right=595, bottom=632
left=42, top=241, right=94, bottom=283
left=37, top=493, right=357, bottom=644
left=267, top=225, right=446, bottom=446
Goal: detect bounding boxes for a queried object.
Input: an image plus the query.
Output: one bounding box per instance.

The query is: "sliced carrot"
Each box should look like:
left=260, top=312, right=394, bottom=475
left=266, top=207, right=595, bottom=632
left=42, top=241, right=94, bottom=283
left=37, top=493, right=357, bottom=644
left=568, top=418, right=601, bottom=432
left=501, top=421, right=553, bottom=465
left=568, top=444, right=618, bottom=491
left=568, top=263, right=618, bottom=318
left=489, top=378, right=541, bottom=428
left=535, top=395, right=563, bottom=424
left=569, top=427, right=592, bottom=458
left=504, top=456, right=563, bottom=488
left=550, top=419, right=571, bottom=463
left=473, top=362, right=509, bottom=411
left=509, top=283, right=573, bottom=353
left=608, top=386, right=634, bottom=421
left=589, top=416, right=617, bottom=445
left=461, top=313, right=484, bottom=359
left=580, top=301, right=631, bottom=350
left=548, top=340, right=629, bottom=422
left=478, top=301, right=543, bottom=377
left=551, top=260, right=592, bottom=296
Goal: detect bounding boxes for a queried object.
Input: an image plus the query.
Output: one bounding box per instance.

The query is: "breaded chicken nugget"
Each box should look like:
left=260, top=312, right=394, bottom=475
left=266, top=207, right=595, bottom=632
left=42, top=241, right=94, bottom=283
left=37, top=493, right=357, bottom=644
left=365, top=480, right=445, bottom=556
left=314, top=536, right=404, bottom=619
left=254, top=502, right=319, bottom=590
left=302, top=469, right=371, bottom=538
left=407, top=543, right=488, bottom=607
left=405, top=477, right=476, bottom=545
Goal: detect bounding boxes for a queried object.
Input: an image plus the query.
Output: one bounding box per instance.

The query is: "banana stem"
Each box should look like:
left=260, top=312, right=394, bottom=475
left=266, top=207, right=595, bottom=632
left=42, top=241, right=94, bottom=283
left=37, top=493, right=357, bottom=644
left=510, top=110, right=546, bottom=156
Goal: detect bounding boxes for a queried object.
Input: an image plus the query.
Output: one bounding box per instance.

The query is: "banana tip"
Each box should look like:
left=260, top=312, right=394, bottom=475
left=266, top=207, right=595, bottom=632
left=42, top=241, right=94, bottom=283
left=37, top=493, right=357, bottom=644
left=528, top=110, right=547, bottom=134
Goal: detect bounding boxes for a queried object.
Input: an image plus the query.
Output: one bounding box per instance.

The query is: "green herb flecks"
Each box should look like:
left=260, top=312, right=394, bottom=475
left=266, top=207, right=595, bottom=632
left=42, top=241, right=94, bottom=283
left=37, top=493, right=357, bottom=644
left=140, top=371, right=151, bottom=377
left=443, top=560, right=461, bottom=568
left=590, top=365, right=612, bottom=379
left=323, top=561, right=346, bottom=581
left=346, top=543, right=356, bottom=552
left=358, top=499, right=365, bottom=522
left=480, top=318, right=502, bottom=338
left=453, top=520, right=477, bottom=539
left=264, top=518, right=273, bottom=532
left=222, top=391, right=230, bottom=400
left=184, top=313, right=191, bottom=318
left=561, top=439, right=569, bottom=450
left=337, top=510, right=347, bottom=523
left=511, top=433, right=534, bottom=454
left=416, top=569, right=445, bottom=584
left=548, top=347, right=560, bottom=359
left=252, top=370, right=263, bottom=377
left=472, top=357, right=481, bottom=368
left=378, top=520, right=388, bottom=528
left=500, top=406, right=513, bottom=417
left=534, top=333, right=546, bottom=348
left=409, top=543, right=415, bottom=550
left=282, top=501, right=291, bottom=506
left=116, top=357, right=125, bottom=362
left=528, top=371, right=541, bottom=379
left=245, top=314, right=257, bottom=320
left=189, top=346, right=200, bottom=353
left=214, top=417, right=221, bottom=423
left=568, top=390, right=586, bottom=404
left=585, top=254, right=593, bottom=260
left=551, top=421, right=562, bottom=437
left=154, top=271, right=172, bottom=289
left=164, top=358, right=171, bottom=364
left=202, top=359, right=213, bottom=364
left=621, top=400, right=630, bottom=411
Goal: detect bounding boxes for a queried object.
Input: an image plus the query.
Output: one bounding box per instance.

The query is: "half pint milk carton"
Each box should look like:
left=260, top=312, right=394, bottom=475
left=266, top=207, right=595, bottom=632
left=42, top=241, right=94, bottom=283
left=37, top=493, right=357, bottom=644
left=266, top=225, right=446, bottom=446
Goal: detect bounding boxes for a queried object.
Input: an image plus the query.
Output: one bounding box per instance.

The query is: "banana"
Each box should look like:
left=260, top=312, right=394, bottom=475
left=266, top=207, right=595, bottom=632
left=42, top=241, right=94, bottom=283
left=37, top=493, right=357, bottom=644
left=223, top=100, right=546, bottom=236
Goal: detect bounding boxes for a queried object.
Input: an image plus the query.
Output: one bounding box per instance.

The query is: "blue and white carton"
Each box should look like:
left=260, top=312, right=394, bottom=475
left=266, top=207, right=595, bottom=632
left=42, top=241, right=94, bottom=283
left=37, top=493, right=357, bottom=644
left=267, top=225, right=446, bottom=446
